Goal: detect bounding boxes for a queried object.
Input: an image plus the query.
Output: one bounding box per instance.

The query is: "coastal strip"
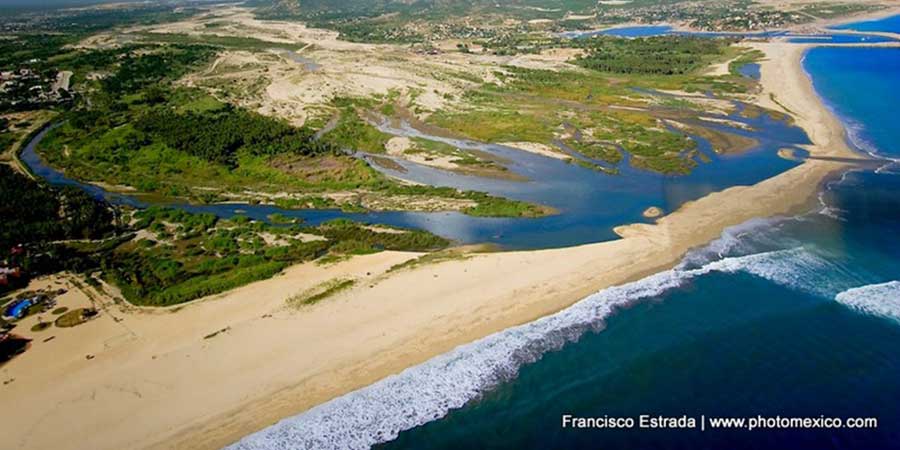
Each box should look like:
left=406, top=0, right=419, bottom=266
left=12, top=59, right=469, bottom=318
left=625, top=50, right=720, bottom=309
left=167, top=43, right=863, bottom=450
left=1, top=42, right=863, bottom=450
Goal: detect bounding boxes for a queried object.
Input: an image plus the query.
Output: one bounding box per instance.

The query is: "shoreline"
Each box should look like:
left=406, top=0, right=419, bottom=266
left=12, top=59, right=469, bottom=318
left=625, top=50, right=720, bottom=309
left=0, top=40, right=866, bottom=450
left=167, top=42, right=863, bottom=449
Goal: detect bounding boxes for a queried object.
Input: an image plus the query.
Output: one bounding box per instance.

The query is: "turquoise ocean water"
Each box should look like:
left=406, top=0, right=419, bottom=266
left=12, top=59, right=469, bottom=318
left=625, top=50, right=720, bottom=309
left=225, top=15, right=900, bottom=450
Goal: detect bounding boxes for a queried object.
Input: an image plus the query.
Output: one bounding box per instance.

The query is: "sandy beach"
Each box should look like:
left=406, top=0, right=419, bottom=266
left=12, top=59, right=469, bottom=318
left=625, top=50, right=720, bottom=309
left=0, top=38, right=866, bottom=450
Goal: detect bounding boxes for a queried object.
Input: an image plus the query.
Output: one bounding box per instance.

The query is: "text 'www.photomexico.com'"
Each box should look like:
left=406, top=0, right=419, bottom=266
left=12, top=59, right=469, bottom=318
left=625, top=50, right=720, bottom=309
left=561, top=414, right=878, bottom=431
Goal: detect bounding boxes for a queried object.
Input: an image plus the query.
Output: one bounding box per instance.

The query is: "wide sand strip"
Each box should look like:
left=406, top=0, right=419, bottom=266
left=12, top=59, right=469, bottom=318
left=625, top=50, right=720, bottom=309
left=0, top=43, right=859, bottom=450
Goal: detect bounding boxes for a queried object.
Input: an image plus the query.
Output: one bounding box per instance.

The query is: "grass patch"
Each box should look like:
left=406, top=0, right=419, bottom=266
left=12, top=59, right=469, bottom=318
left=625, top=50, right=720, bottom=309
left=430, top=108, right=554, bottom=144
left=51, top=307, right=69, bottom=315
left=768, top=93, right=795, bottom=116
left=55, top=308, right=95, bottom=328
left=140, top=261, right=289, bottom=307
left=267, top=213, right=299, bottom=224
left=287, top=278, right=356, bottom=307
left=387, top=248, right=473, bottom=273
left=31, top=322, right=52, bottom=332
left=573, top=36, right=735, bottom=76
left=136, top=33, right=305, bottom=51
left=324, top=100, right=393, bottom=153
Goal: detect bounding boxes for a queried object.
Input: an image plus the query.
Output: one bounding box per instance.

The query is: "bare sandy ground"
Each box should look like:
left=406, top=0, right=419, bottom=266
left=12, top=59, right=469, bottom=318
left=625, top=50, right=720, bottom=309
left=109, top=7, right=598, bottom=128
left=0, top=37, right=863, bottom=450
left=498, top=141, right=572, bottom=160
left=384, top=136, right=459, bottom=170
left=704, top=54, right=742, bottom=76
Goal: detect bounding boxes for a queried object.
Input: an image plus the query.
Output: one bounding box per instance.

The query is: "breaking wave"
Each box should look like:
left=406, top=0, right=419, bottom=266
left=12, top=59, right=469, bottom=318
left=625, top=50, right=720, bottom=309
left=677, top=217, right=793, bottom=269
left=839, top=112, right=900, bottom=169
left=227, top=239, right=859, bottom=450
left=835, top=281, right=900, bottom=323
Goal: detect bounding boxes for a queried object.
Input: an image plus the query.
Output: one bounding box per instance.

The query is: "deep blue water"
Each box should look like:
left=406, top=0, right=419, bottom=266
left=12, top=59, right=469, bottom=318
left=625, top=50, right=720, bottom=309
left=563, top=25, right=786, bottom=39
left=593, top=25, right=674, bottom=37
left=831, top=14, right=900, bottom=33
left=805, top=47, right=900, bottom=159
left=561, top=24, right=897, bottom=44
left=787, top=33, right=897, bottom=44
left=373, top=168, right=900, bottom=450
left=225, top=20, right=900, bottom=450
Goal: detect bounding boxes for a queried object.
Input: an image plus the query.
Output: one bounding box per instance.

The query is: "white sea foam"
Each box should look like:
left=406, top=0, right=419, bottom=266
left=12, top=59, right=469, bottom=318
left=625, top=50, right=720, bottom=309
left=227, top=244, right=852, bottom=450
left=844, top=117, right=881, bottom=158
left=676, top=217, right=789, bottom=270
left=874, top=162, right=900, bottom=175
left=817, top=169, right=858, bottom=220
left=841, top=116, right=900, bottom=165
left=835, top=281, right=900, bottom=323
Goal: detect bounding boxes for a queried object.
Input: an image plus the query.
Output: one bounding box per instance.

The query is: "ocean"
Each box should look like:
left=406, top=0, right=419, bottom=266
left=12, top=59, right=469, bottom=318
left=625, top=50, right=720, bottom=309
left=227, top=18, right=900, bottom=450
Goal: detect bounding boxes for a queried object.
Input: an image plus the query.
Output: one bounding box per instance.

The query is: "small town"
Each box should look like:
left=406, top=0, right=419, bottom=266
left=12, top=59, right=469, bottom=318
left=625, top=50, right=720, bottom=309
left=0, top=67, right=73, bottom=111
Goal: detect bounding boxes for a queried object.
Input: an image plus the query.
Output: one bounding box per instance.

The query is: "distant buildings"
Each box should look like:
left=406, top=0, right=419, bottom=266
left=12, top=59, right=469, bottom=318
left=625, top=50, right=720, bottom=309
left=0, top=66, right=73, bottom=111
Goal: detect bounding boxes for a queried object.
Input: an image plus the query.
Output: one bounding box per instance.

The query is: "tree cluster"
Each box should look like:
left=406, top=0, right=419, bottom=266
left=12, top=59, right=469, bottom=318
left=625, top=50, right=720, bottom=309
left=575, top=36, right=731, bottom=75
left=134, top=106, right=336, bottom=168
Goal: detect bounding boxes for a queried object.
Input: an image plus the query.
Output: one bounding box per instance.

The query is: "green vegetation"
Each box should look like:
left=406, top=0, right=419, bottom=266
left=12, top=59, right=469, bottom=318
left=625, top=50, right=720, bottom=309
left=204, top=326, right=231, bottom=339
left=135, top=33, right=305, bottom=52
left=577, top=110, right=697, bottom=174
left=27, top=41, right=547, bottom=217
left=0, top=3, right=197, bottom=34
left=100, top=208, right=450, bottom=306
left=426, top=60, right=708, bottom=175
left=432, top=108, right=555, bottom=144
left=324, top=99, right=393, bottom=153
left=0, top=119, right=16, bottom=154
left=30, top=322, right=52, bottom=332
left=134, top=105, right=334, bottom=168
left=0, top=34, right=74, bottom=71
left=103, top=207, right=315, bottom=306
left=267, top=213, right=298, bottom=224
left=574, top=36, right=734, bottom=76
left=563, top=139, right=623, bottom=165
left=256, top=0, right=597, bottom=43
left=0, top=158, right=454, bottom=306
left=102, top=45, right=217, bottom=95
left=798, top=2, right=882, bottom=19
left=0, top=165, right=115, bottom=251
left=317, top=218, right=448, bottom=251
left=286, top=277, right=356, bottom=307
left=386, top=246, right=483, bottom=273
left=54, top=308, right=94, bottom=328
left=463, top=195, right=552, bottom=217
left=728, top=49, right=765, bottom=76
